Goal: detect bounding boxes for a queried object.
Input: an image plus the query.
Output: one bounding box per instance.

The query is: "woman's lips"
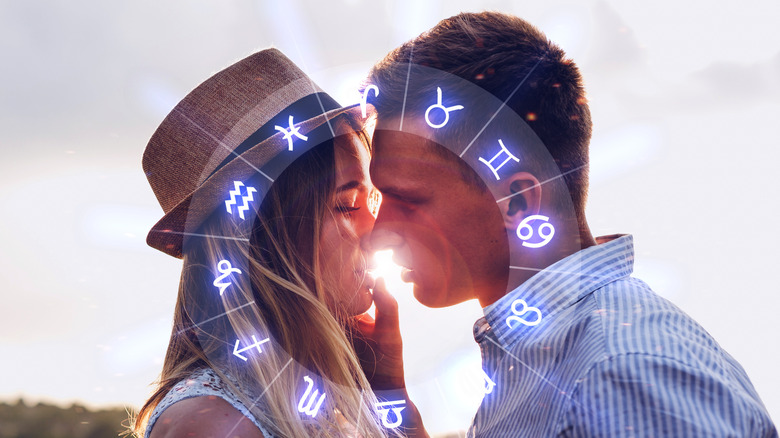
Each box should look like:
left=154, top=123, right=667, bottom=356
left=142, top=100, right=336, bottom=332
left=356, top=270, right=376, bottom=290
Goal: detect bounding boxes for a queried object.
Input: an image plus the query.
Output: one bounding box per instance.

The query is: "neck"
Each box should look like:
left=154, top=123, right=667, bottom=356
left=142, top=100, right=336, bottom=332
left=477, top=216, right=596, bottom=308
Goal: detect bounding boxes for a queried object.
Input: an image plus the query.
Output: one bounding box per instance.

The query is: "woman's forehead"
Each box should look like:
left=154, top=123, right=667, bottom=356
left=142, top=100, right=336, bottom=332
left=334, top=131, right=371, bottom=186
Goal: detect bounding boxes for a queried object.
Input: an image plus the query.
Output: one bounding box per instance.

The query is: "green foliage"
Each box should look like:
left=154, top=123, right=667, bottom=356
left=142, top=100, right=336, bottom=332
left=0, top=399, right=132, bottom=438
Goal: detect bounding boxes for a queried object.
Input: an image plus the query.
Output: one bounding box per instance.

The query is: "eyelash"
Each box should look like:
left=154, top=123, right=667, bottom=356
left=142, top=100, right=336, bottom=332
left=336, top=205, right=360, bottom=215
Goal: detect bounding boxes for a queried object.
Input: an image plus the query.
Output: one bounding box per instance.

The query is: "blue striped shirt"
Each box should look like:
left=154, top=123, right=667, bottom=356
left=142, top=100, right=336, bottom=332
left=468, top=235, right=777, bottom=437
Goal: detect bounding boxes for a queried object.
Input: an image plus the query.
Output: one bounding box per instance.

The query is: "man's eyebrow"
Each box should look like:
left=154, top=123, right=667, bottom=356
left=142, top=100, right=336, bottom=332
left=336, top=181, right=364, bottom=193
left=376, top=185, right=424, bottom=198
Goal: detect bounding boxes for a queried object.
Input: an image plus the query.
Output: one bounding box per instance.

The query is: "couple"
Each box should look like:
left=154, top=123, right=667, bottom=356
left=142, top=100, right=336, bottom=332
left=135, top=12, right=776, bottom=438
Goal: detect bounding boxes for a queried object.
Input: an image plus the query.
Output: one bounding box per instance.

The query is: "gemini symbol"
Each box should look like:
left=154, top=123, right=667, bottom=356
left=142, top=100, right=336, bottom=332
left=478, top=139, right=520, bottom=180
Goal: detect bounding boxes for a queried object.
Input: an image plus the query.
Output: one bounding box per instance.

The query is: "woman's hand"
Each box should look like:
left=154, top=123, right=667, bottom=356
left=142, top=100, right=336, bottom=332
left=351, top=278, right=430, bottom=437
left=351, top=277, right=405, bottom=390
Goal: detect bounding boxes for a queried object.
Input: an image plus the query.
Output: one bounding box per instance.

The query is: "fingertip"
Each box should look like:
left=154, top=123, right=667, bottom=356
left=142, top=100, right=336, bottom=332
left=372, top=277, right=398, bottom=310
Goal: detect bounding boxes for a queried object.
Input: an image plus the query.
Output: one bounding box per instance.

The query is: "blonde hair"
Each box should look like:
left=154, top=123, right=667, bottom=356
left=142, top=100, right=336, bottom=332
left=133, top=116, right=396, bottom=437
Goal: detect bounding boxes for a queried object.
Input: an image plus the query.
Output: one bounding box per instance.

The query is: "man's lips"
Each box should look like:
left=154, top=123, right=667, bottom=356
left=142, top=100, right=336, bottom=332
left=401, top=267, right=414, bottom=283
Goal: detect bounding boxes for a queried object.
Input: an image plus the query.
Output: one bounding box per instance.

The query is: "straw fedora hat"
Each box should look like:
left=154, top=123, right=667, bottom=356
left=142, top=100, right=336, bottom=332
left=143, top=48, right=363, bottom=258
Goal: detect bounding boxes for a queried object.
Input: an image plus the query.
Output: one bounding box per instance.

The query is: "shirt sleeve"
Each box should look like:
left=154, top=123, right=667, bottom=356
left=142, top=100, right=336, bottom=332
left=561, top=353, right=778, bottom=438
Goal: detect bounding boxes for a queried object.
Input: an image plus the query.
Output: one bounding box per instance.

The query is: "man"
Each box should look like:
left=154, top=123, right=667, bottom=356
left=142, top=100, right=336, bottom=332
left=362, top=11, right=777, bottom=437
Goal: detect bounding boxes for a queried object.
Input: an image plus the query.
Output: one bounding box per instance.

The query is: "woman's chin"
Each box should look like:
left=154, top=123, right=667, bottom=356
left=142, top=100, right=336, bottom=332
left=349, top=286, right=374, bottom=316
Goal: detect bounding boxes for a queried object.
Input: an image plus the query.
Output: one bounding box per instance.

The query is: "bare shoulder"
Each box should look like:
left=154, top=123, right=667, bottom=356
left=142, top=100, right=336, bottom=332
left=148, top=395, right=265, bottom=438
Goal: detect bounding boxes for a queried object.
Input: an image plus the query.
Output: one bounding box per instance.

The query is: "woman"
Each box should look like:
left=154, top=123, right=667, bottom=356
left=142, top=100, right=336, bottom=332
left=132, top=49, right=424, bottom=437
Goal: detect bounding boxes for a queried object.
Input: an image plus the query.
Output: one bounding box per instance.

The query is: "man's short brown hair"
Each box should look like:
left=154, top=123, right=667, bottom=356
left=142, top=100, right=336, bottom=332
left=364, top=11, right=592, bottom=217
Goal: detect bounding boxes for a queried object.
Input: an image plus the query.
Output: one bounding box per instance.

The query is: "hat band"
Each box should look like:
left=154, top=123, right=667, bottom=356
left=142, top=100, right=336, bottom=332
left=208, top=92, right=341, bottom=180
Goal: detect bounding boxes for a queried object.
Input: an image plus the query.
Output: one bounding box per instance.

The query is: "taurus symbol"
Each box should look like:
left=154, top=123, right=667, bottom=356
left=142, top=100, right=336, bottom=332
left=506, top=299, right=542, bottom=328
left=424, top=87, right=464, bottom=129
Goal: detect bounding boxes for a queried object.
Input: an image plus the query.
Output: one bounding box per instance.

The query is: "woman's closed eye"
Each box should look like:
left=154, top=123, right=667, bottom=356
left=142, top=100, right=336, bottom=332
left=336, top=204, right=361, bottom=216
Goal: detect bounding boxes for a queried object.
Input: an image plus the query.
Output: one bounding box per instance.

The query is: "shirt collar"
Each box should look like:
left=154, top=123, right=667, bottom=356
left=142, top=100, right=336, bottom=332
left=481, top=234, right=635, bottom=349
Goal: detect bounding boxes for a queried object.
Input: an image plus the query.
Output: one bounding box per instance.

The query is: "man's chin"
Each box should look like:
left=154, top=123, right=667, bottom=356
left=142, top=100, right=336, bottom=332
left=411, top=283, right=450, bottom=308
left=412, top=281, right=474, bottom=308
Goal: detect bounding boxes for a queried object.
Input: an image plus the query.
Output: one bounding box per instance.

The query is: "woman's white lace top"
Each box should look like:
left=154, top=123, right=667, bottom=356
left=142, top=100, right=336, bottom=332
left=144, top=368, right=273, bottom=437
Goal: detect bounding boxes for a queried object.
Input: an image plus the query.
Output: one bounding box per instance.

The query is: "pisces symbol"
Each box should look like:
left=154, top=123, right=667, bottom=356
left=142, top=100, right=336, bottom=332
left=506, top=299, right=542, bottom=328
left=275, top=115, right=308, bottom=151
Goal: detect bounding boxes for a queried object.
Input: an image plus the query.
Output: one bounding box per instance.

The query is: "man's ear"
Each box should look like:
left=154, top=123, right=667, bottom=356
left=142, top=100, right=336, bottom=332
left=496, top=172, right=541, bottom=230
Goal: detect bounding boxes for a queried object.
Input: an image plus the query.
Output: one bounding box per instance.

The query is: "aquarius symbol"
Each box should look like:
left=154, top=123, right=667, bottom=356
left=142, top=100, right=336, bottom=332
left=481, top=369, right=496, bottom=395
left=213, top=260, right=242, bottom=296
left=425, top=87, right=464, bottom=129
left=232, top=335, right=270, bottom=361
left=361, top=85, right=379, bottom=119
left=506, top=298, right=542, bottom=328
left=275, top=115, right=308, bottom=151
left=516, top=214, right=555, bottom=248
left=225, top=181, right=257, bottom=220
left=298, top=376, right=326, bottom=418
left=375, top=400, right=406, bottom=429
left=478, top=139, right=520, bottom=180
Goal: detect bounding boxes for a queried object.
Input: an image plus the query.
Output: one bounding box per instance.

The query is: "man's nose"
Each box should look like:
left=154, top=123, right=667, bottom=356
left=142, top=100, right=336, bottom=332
left=361, top=227, right=404, bottom=253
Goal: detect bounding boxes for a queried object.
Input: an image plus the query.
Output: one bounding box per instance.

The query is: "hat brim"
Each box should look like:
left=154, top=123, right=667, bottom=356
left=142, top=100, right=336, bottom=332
left=146, top=103, right=365, bottom=258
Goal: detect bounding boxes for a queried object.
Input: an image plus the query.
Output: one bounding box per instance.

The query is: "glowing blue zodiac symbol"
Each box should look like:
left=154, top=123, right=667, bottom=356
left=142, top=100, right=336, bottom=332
left=225, top=181, right=257, bottom=220
left=375, top=400, right=406, bottom=429
left=516, top=214, right=555, bottom=248
left=506, top=299, right=542, bottom=328
left=478, top=139, right=520, bottom=180
left=361, top=85, right=379, bottom=119
left=425, top=87, right=464, bottom=129
left=298, top=376, right=326, bottom=418
left=481, top=369, right=496, bottom=395
left=232, top=335, right=270, bottom=361
left=213, top=260, right=242, bottom=296
left=275, top=115, right=308, bottom=151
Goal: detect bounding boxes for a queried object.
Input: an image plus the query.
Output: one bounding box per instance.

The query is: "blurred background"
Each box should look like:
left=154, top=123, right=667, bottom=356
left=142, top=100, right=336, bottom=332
left=1, top=0, right=778, bottom=436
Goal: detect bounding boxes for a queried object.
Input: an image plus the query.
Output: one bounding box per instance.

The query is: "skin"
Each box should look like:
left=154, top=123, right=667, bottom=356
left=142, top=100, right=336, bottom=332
left=151, top=132, right=383, bottom=437
left=149, top=396, right=264, bottom=438
left=369, top=116, right=596, bottom=307
left=368, top=123, right=510, bottom=308
left=357, top=115, right=598, bottom=437
left=319, top=131, right=377, bottom=315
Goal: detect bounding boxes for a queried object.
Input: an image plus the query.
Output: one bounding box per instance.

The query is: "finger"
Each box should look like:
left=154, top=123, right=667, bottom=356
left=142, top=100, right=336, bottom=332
left=372, top=277, right=399, bottom=328
left=351, top=313, right=375, bottom=336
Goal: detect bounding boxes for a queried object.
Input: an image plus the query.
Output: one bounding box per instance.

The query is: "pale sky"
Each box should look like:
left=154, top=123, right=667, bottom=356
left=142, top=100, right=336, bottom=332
left=1, top=1, right=779, bottom=435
